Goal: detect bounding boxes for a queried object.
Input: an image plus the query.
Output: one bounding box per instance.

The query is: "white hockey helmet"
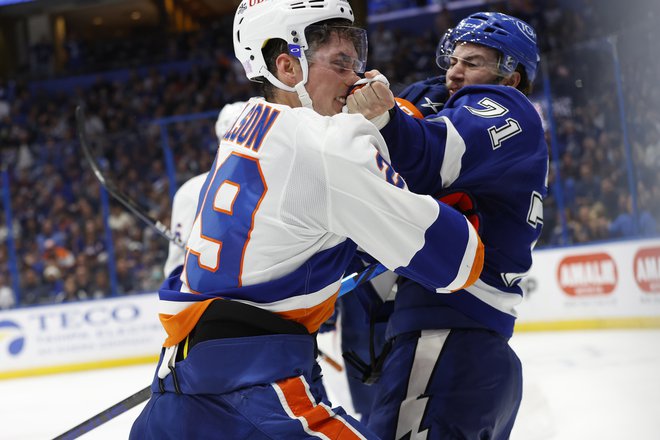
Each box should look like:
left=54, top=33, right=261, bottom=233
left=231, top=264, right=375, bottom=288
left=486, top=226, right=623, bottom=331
left=233, top=0, right=365, bottom=108
left=215, top=101, right=247, bottom=140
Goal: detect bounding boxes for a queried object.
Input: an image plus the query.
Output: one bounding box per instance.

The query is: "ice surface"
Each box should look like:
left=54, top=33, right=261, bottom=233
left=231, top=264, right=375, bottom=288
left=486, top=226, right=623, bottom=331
left=1, top=329, right=659, bottom=439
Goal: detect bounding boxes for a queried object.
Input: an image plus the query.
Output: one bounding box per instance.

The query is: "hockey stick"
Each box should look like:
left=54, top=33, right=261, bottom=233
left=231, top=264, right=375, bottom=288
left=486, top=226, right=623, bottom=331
left=52, top=386, right=151, bottom=440
left=339, top=262, right=387, bottom=297
left=75, top=106, right=185, bottom=248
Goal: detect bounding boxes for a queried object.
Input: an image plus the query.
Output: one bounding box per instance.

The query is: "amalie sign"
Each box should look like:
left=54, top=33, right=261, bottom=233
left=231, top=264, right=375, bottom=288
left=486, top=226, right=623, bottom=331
left=557, top=252, right=617, bottom=296
left=634, top=246, right=660, bottom=293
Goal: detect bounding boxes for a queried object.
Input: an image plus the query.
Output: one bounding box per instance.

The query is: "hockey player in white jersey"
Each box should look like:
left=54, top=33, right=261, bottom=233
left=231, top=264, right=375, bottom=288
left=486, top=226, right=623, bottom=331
left=130, top=1, right=484, bottom=438
left=162, top=101, right=246, bottom=278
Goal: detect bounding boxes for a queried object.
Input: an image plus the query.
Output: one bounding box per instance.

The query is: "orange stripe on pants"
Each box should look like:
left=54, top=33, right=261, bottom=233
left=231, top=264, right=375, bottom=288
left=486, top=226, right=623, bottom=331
left=274, top=376, right=365, bottom=440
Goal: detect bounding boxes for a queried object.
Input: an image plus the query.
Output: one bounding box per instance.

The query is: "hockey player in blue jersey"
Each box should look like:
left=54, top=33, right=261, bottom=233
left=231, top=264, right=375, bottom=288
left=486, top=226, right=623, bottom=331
left=347, top=12, right=548, bottom=439
left=130, top=1, right=485, bottom=438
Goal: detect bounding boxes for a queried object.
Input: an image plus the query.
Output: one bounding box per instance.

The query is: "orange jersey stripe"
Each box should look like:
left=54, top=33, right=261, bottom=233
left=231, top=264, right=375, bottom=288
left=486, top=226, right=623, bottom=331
left=274, top=291, right=338, bottom=334
left=394, top=97, right=424, bottom=119
left=466, top=236, right=485, bottom=287
left=454, top=234, right=485, bottom=292
left=159, top=298, right=217, bottom=347
left=274, top=376, right=366, bottom=440
left=159, top=290, right=339, bottom=347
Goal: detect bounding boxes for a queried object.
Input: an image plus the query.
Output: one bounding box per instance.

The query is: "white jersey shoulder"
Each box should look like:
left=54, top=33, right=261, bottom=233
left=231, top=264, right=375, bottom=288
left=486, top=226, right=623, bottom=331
left=163, top=172, right=208, bottom=277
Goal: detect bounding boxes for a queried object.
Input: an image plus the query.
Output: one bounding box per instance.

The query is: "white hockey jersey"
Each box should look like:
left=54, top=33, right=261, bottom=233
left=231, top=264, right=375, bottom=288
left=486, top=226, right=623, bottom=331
left=163, top=172, right=208, bottom=278
left=163, top=101, right=247, bottom=278
left=158, top=97, right=483, bottom=347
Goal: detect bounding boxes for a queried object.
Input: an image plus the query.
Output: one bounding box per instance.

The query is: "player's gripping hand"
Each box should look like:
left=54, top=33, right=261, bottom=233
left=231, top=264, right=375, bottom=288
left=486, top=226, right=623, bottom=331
left=346, top=70, right=395, bottom=126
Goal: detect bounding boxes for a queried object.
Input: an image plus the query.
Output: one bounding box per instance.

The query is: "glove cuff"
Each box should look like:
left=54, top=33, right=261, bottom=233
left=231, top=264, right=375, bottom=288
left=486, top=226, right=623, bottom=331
left=369, top=111, right=390, bottom=130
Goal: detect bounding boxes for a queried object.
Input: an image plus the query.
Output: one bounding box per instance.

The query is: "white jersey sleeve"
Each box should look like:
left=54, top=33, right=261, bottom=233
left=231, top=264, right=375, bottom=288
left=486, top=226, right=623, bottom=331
left=323, top=114, right=440, bottom=270
left=280, top=111, right=482, bottom=292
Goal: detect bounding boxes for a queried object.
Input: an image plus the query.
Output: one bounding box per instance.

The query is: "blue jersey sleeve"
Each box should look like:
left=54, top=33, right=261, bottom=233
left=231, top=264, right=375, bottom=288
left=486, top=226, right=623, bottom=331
left=381, top=85, right=548, bottom=290
left=397, top=75, right=449, bottom=118
left=379, top=106, right=448, bottom=195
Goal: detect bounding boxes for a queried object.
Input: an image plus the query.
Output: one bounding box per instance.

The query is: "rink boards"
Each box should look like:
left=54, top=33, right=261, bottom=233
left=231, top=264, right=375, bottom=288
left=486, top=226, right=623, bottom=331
left=1, top=237, right=659, bottom=379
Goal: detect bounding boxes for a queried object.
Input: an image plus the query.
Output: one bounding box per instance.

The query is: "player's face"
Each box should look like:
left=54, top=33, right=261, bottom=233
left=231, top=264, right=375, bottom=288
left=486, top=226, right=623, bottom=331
left=306, top=34, right=361, bottom=116
left=445, top=43, right=504, bottom=95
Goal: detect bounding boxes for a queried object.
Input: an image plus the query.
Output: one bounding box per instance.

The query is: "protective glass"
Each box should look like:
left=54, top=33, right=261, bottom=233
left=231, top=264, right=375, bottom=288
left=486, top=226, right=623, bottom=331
left=305, top=25, right=368, bottom=74
left=436, top=28, right=515, bottom=77
left=440, top=53, right=503, bottom=75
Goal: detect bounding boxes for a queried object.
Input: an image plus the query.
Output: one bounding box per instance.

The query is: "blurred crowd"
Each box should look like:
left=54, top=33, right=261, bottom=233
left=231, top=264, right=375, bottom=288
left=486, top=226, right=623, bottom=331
left=0, top=0, right=658, bottom=309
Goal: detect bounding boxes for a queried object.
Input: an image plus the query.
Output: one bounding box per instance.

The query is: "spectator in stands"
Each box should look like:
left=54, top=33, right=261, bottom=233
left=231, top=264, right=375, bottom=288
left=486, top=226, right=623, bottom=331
left=36, top=220, right=65, bottom=251
left=90, top=269, right=111, bottom=299
left=609, top=192, right=657, bottom=238
left=64, top=31, right=84, bottom=73
left=0, top=273, right=16, bottom=310
left=0, top=80, right=10, bottom=119
left=114, top=258, right=135, bottom=295
left=108, top=204, right=135, bottom=231
left=81, top=218, right=106, bottom=260
left=573, top=163, right=601, bottom=207
left=599, top=176, right=620, bottom=220
left=73, top=265, right=92, bottom=298
left=608, top=193, right=635, bottom=238
left=21, top=267, right=52, bottom=305
left=30, top=36, right=54, bottom=77
left=586, top=202, right=611, bottom=241
left=55, top=275, right=87, bottom=303
left=43, top=238, right=75, bottom=271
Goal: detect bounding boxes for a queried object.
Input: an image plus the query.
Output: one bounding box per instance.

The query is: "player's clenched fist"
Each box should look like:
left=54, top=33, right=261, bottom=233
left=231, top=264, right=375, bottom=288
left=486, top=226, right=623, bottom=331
left=347, top=70, right=395, bottom=121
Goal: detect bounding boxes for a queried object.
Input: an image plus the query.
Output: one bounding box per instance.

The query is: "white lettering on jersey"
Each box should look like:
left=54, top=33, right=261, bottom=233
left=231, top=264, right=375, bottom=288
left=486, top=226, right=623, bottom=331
left=488, top=118, right=522, bottom=150
left=527, top=190, right=544, bottom=228
left=464, top=97, right=509, bottom=118
left=465, top=97, right=522, bottom=150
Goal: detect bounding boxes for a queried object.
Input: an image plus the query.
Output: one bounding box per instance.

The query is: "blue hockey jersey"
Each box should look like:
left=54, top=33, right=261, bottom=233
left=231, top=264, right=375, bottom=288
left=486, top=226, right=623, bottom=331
left=382, top=84, right=548, bottom=338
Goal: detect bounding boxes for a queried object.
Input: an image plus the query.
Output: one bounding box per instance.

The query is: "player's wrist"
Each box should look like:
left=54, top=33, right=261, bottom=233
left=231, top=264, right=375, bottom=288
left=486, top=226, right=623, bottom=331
left=370, top=111, right=391, bottom=130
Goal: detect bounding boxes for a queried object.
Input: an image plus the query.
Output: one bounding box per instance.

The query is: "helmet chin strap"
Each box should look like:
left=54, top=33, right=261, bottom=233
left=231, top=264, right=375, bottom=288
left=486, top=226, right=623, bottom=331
left=293, top=55, right=313, bottom=110
left=262, top=53, right=314, bottom=111
left=294, top=81, right=313, bottom=110
left=294, top=51, right=314, bottom=110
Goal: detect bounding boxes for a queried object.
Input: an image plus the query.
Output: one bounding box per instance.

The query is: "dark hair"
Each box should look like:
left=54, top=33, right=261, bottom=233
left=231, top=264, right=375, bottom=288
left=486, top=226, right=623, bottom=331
left=258, top=18, right=354, bottom=100
left=493, top=53, right=532, bottom=95
left=516, top=63, right=532, bottom=95
left=260, top=38, right=289, bottom=99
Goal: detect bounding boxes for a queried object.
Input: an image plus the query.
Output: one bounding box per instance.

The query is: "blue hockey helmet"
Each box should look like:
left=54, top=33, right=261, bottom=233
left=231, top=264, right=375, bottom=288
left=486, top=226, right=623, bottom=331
left=436, top=12, right=540, bottom=83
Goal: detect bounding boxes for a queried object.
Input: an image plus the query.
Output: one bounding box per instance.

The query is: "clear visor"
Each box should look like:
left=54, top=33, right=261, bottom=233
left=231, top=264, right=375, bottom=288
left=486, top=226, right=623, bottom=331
left=439, top=54, right=503, bottom=75
left=305, top=25, right=368, bottom=74
left=435, top=27, right=458, bottom=70
left=436, top=28, right=516, bottom=77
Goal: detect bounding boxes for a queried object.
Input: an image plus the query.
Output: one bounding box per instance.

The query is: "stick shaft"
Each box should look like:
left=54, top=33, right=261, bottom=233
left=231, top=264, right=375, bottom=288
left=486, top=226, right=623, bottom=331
left=75, top=106, right=184, bottom=247
left=52, top=386, right=151, bottom=440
